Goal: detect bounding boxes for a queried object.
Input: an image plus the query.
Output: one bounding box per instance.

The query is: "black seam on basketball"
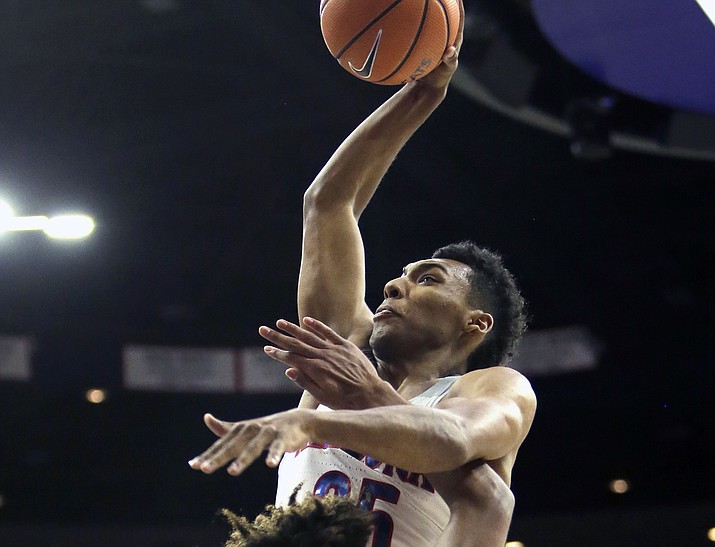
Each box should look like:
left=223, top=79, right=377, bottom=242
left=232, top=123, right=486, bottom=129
left=334, top=0, right=405, bottom=60
left=435, top=0, right=450, bottom=52
left=376, top=0, right=430, bottom=83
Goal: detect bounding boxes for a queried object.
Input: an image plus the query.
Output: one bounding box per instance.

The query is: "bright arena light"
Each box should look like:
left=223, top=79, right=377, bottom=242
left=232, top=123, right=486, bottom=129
left=0, top=196, right=94, bottom=240
left=609, top=478, right=630, bottom=494
left=0, top=199, right=14, bottom=231
left=85, top=388, right=108, bottom=404
left=7, top=216, right=48, bottom=231
left=506, top=542, right=525, bottom=547
left=44, top=214, right=95, bottom=240
left=707, top=527, right=715, bottom=542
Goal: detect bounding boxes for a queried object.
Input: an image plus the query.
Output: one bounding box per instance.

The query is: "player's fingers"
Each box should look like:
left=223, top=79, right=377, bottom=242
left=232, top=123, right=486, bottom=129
left=278, top=318, right=330, bottom=345
left=266, top=437, right=288, bottom=468
left=227, top=425, right=277, bottom=476
left=203, top=413, right=232, bottom=437
left=190, top=422, right=249, bottom=472
left=259, top=325, right=307, bottom=350
left=302, top=317, right=347, bottom=345
left=285, top=368, right=324, bottom=397
left=259, top=324, right=323, bottom=356
left=455, top=0, right=465, bottom=50
left=263, top=346, right=320, bottom=372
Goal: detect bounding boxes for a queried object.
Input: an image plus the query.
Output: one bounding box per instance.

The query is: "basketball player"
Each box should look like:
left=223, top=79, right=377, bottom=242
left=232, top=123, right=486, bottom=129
left=222, top=490, right=372, bottom=547
left=190, top=4, right=537, bottom=545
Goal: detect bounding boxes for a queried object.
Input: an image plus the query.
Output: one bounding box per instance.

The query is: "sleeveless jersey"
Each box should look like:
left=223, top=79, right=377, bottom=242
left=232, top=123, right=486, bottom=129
left=275, top=376, right=459, bottom=547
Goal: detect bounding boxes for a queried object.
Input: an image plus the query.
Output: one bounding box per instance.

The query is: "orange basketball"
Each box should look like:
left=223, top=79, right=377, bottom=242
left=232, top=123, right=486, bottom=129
left=320, top=0, right=461, bottom=85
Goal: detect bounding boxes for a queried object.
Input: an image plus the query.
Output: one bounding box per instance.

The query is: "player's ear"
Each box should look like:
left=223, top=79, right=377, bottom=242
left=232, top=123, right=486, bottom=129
left=464, top=310, right=493, bottom=335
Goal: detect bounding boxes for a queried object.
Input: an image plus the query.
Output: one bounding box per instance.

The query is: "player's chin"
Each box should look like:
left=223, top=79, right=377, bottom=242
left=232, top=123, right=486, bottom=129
left=369, top=320, right=398, bottom=341
left=369, top=326, right=409, bottom=358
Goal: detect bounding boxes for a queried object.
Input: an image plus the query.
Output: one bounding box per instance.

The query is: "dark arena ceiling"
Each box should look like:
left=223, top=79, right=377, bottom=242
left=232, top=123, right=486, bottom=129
left=0, top=1, right=714, bottom=546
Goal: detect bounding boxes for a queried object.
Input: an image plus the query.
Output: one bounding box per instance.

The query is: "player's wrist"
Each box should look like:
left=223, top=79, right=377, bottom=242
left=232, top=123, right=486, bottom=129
left=404, top=79, right=448, bottom=104
left=374, top=378, right=410, bottom=406
left=343, top=378, right=407, bottom=410
left=294, top=408, right=322, bottom=442
left=308, top=408, right=345, bottom=446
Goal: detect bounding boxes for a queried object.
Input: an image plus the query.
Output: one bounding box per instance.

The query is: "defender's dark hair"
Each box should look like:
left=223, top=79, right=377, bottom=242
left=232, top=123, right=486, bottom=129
left=222, top=492, right=372, bottom=547
left=432, top=241, right=528, bottom=370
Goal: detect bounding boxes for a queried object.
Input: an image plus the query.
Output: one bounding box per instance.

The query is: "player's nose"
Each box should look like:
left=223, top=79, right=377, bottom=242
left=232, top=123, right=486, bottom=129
left=383, top=277, right=406, bottom=299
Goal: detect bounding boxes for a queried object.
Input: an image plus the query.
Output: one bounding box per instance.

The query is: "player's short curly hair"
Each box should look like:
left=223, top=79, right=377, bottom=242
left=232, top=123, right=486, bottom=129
left=222, top=491, right=372, bottom=547
left=432, top=241, right=528, bottom=371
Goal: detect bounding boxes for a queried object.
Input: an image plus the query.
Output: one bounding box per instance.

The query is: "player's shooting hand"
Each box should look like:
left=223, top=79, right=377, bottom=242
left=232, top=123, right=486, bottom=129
left=189, top=409, right=313, bottom=476
left=259, top=317, right=403, bottom=410
left=413, top=0, right=465, bottom=91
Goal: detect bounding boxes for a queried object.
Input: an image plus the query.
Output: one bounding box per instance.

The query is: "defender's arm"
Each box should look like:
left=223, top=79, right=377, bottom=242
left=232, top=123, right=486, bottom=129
left=308, top=367, right=536, bottom=472
left=191, top=368, right=536, bottom=476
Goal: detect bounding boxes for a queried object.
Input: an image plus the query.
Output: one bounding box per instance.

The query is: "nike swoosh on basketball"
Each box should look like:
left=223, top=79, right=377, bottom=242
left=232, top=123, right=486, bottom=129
left=348, top=29, right=383, bottom=78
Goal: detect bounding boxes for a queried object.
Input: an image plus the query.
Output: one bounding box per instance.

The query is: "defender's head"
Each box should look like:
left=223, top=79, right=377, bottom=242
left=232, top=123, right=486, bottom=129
left=223, top=494, right=372, bottom=547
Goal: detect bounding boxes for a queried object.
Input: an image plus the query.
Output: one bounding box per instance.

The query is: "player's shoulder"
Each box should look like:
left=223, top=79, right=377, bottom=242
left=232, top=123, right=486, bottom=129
left=448, top=366, right=535, bottom=402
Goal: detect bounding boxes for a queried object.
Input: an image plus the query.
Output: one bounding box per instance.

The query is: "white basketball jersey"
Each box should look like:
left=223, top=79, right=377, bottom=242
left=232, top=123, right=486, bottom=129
left=275, top=376, right=459, bottom=547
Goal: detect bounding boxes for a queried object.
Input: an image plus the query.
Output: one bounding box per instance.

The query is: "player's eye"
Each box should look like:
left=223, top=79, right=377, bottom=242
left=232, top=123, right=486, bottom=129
left=419, top=274, right=437, bottom=284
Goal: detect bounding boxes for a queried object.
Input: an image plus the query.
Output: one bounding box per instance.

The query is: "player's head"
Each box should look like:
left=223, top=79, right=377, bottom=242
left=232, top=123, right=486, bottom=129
left=223, top=493, right=372, bottom=547
left=431, top=241, right=527, bottom=370
left=367, top=253, right=480, bottom=368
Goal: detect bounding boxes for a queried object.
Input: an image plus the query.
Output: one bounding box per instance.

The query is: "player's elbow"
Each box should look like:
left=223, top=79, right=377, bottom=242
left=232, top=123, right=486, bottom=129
left=304, top=177, right=345, bottom=213
left=303, top=172, right=363, bottom=219
left=303, top=183, right=323, bottom=211
left=472, top=407, right=525, bottom=461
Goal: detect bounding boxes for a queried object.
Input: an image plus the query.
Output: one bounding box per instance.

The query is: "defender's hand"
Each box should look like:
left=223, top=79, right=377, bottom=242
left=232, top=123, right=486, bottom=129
left=259, top=317, right=403, bottom=410
left=188, top=409, right=314, bottom=476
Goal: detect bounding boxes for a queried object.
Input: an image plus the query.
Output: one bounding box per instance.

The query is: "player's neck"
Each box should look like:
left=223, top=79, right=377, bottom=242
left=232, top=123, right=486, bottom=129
left=376, top=347, right=464, bottom=392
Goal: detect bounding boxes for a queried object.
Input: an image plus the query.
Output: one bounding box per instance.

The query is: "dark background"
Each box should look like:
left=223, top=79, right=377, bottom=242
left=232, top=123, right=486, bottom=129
left=1, top=1, right=714, bottom=546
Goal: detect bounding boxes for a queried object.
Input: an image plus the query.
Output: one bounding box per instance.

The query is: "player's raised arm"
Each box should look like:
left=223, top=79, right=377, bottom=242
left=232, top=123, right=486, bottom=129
left=295, top=78, right=454, bottom=411
left=298, top=32, right=465, bottom=343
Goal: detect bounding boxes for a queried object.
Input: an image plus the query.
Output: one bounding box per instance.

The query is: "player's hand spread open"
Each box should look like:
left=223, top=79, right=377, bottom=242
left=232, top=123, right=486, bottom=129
left=189, top=409, right=313, bottom=476
left=259, top=317, right=402, bottom=410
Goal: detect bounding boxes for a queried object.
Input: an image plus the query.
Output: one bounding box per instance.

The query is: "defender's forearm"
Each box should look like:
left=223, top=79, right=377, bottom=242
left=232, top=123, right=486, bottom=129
left=306, top=83, right=447, bottom=217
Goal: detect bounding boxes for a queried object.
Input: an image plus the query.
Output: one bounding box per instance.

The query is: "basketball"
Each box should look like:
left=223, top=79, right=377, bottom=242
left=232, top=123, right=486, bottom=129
left=320, top=0, right=461, bottom=85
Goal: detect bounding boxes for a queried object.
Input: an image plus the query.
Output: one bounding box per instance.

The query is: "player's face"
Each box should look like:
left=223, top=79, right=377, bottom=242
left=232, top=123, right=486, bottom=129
left=369, top=258, right=476, bottom=362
